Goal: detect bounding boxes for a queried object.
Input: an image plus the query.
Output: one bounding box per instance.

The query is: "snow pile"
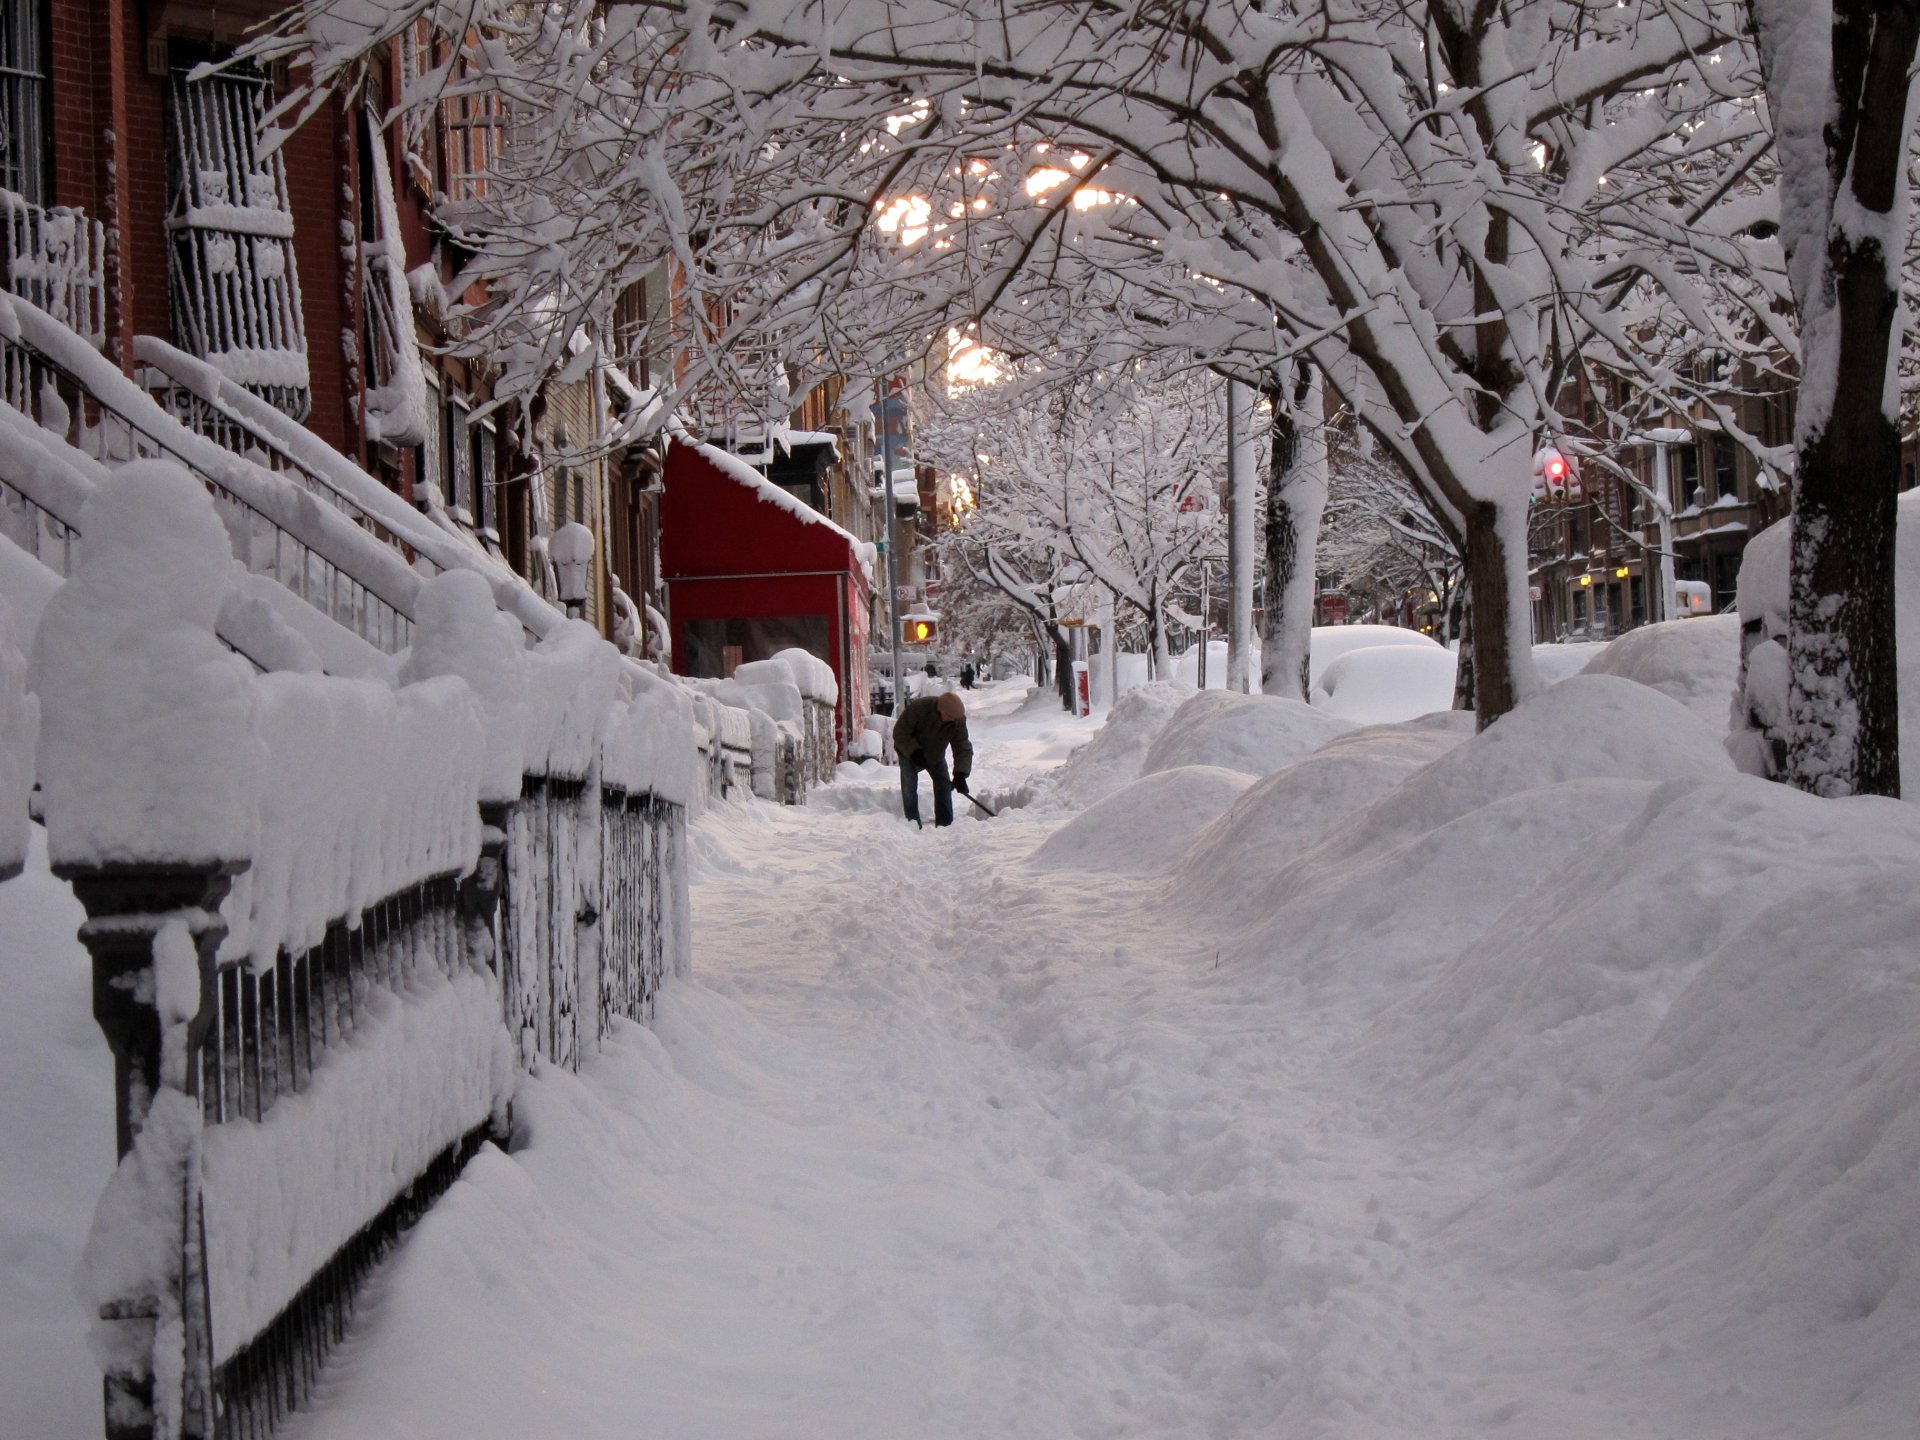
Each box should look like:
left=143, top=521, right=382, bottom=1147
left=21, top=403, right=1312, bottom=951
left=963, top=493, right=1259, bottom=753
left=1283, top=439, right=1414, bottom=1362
left=29, top=461, right=263, bottom=867
left=602, top=683, right=702, bottom=806
left=1308, top=643, right=1457, bottom=724
left=769, top=646, right=839, bottom=706
left=1580, top=612, right=1741, bottom=730
left=1312, top=674, right=1732, bottom=867
left=1532, top=640, right=1609, bottom=684
left=0, top=591, right=36, bottom=877
left=1140, top=689, right=1354, bottom=777
left=223, top=673, right=485, bottom=969
left=1047, top=680, right=1189, bottom=807
left=1173, top=711, right=1474, bottom=917
left=0, top=829, right=109, bottom=1438
left=1029, top=765, right=1254, bottom=874
left=402, top=570, right=531, bottom=803
left=1307, top=623, right=1442, bottom=687
left=521, top=620, right=624, bottom=781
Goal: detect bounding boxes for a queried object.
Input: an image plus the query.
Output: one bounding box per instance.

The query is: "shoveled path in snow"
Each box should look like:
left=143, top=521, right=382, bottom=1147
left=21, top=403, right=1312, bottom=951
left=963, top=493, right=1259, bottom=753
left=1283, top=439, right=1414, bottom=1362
left=285, top=685, right=1637, bottom=1440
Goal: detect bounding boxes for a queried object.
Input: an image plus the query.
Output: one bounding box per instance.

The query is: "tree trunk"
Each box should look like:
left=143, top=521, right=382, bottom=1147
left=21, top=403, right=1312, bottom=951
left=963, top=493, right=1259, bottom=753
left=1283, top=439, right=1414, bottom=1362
left=1460, top=499, right=1538, bottom=727
left=1775, top=0, right=1914, bottom=798
left=1259, top=367, right=1327, bottom=701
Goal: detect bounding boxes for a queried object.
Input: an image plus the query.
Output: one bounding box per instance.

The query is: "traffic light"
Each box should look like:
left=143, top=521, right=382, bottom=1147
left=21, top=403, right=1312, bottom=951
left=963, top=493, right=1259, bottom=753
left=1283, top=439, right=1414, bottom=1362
left=1533, top=447, right=1574, bottom=502
left=908, top=618, right=935, bottom=644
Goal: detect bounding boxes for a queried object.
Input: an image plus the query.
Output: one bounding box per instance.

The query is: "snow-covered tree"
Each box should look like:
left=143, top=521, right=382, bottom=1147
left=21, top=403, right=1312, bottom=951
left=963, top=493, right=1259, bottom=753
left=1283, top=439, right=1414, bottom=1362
left=924, top=361, right=1228, bottom=690
left=1746, top=0, right=1916, bottom=798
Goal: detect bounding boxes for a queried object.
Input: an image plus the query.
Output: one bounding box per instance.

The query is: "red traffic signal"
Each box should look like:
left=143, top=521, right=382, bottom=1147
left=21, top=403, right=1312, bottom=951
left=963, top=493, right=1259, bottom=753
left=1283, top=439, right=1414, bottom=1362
left=1543, top=453, right=1567, bottom=483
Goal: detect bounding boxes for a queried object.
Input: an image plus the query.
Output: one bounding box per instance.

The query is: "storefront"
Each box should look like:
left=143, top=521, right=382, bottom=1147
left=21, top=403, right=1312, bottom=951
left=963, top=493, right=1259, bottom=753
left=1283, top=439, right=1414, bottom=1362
left=661, top=440, right=872, bottom=755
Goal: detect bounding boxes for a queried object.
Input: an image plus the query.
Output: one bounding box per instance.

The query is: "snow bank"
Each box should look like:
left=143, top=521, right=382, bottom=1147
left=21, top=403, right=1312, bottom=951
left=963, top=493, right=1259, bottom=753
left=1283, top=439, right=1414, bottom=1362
left=1047, top=681, right=1189, bottom=807
left=1172, top=711, right=1474, bottom=919
left=1308, top=643, right=1457, bottom=724
left=1029, top=765, right=1253, bottom=875
left=1140, top=689, right=1354, bottom=777
left=1359, top=777, right=1920, bottom=1164
left=1307, top=623, right=1441, bottom=687
left=1311, top=674, right=1732, bottom=868
left=1531, top=640, right=1610, bottom=684
left=1580, top=613, right=1741, bottom=730
left=0, top=829, right=109, bottom=1437
left=29, top=462, right=263, bottom=867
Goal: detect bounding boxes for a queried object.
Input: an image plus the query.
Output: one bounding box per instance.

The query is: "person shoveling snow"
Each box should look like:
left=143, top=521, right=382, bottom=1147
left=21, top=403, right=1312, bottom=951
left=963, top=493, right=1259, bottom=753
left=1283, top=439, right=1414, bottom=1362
left=893, top=691, right=973, bottom=827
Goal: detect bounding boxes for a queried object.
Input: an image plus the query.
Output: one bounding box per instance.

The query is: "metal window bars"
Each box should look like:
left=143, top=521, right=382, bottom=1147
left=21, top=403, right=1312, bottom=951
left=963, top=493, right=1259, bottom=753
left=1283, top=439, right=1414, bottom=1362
left=166, top=65, right=311, bottom=421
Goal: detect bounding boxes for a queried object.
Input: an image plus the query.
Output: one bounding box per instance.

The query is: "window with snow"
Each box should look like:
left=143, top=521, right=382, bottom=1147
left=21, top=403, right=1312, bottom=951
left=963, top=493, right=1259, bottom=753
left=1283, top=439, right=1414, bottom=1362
left=612, top=279, right=651, bottom=388
left=443, top=393, right=474, bottom=520
left=165, top=58, right=310, bottom=420
left=355, top=106, right=428, bottom=448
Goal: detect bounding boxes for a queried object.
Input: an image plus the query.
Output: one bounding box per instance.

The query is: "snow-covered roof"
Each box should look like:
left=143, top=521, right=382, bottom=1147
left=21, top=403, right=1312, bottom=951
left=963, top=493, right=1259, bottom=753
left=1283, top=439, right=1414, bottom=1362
left=686, top=439, right=872, bottom=562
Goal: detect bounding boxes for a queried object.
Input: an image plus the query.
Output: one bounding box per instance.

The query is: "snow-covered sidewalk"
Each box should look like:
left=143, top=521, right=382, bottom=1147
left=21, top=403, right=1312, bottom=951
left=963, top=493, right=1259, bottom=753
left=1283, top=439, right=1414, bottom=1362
left=252, top=677, right=1920, bottom=1440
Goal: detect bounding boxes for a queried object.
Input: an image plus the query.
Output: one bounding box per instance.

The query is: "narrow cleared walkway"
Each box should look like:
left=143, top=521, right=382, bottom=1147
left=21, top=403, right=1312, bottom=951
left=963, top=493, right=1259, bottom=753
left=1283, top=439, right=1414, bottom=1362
left=280, top=684, right=1670, bottom=1440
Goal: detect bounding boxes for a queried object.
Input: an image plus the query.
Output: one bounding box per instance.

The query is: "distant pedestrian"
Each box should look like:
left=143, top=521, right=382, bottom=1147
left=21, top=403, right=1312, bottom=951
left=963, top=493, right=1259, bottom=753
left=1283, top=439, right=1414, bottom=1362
left=892, top=691, right=972, bottom=828
left=961, top=662, right=976, bottom=690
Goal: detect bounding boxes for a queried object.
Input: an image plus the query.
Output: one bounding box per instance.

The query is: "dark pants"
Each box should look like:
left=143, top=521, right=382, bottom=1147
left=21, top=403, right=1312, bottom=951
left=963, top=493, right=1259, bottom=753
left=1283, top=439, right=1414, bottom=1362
left=901, top=750, right=954, bottom=827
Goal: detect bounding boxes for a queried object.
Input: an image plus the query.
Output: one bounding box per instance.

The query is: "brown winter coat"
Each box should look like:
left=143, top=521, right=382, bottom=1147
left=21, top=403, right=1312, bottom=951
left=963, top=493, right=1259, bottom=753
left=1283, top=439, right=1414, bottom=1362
left=892, top=696, right=973, bottom=779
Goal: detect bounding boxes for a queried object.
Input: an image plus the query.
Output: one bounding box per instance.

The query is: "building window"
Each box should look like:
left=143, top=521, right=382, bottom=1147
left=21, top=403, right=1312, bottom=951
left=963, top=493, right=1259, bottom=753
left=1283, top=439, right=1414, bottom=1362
left=166, top=57, right=310, bottom=419
left=443, top=394, right=474, bottom=517
left=441, top=44, right=505, bottom=202
left=0, top=0, right=48, bottom=204
left=471, top=413, right=497, bottom=534
left=612, top=278, right=650, bottom=387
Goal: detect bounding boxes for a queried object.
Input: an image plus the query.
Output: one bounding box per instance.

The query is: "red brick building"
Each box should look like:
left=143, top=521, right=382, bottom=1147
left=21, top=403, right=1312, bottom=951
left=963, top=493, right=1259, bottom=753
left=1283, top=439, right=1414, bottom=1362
left=5, top=0, right=662, bottom=643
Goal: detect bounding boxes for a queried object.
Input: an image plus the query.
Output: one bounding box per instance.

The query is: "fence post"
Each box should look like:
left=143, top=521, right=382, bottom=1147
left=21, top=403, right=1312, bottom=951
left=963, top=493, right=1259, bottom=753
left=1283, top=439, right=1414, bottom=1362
left=462, top=800, right=513, bottom=1140
left=58, top=859, right=246, bottom=1440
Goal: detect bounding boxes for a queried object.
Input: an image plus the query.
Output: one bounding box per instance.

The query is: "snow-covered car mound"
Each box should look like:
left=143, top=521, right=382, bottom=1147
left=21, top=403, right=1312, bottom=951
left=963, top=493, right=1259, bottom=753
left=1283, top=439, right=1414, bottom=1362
left=1579, top=612, right=1740, bottom=730
left=1029, top=765, right=1254, bottom=875
left=1308, top=623, right=1444, bottom=688
left=1046, top=680, right=1188, bottom=809
left=1176, top=677, right=1739, bottom=1039
left=1313, top=673, right=1732, bottom=867
left=1309, top=644, right=1458, bottom=724
left=1139, top=690, right=1354, bottom=777
left=1173, top=711, right=1473, bottom=919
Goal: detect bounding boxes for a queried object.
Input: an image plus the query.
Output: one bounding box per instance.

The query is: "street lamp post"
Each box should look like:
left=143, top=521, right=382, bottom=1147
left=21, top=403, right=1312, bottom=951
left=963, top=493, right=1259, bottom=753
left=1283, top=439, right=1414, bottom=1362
left=1630, top=428, right=1691, bottom=625
left=1224, top=377, right=1255, bottom=692
left=874, top=377, right=906, bottom=712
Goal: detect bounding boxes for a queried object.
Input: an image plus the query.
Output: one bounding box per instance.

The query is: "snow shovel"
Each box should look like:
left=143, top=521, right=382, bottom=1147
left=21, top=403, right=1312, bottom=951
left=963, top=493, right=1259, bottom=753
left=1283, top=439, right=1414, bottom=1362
left=960, top=788, right=998, bottom=819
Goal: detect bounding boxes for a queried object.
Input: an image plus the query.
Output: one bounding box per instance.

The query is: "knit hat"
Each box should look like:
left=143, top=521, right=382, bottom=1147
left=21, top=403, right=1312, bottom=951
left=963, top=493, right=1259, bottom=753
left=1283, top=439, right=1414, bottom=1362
left=936, top=692, right=965, bottom=721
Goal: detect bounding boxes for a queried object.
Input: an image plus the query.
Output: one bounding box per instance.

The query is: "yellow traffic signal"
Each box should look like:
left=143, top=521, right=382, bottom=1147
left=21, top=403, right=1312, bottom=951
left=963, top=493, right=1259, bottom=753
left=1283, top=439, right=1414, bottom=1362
left=910, top=619, right=933, bottom=643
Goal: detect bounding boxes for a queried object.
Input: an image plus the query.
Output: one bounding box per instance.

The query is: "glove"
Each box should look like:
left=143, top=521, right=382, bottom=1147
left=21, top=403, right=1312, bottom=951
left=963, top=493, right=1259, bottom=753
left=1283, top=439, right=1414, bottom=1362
left=953, top=775, right=970, bottom=795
